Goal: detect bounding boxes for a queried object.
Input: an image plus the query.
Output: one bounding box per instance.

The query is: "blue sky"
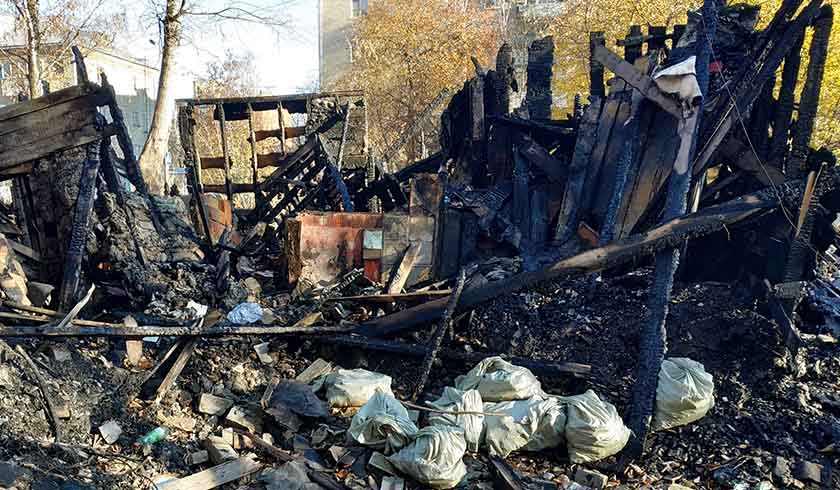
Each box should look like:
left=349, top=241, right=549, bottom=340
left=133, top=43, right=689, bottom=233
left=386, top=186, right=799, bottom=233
left=119, top=0, right=319, bottom=98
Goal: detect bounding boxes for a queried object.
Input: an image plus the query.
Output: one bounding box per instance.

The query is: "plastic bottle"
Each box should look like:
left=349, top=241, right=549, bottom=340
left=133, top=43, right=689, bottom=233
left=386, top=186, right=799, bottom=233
left=135, top=427, right=170, bottom=446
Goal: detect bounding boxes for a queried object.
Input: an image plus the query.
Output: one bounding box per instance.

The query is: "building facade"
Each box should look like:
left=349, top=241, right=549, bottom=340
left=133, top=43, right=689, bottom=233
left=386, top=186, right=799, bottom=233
left=0, top=45, right=158, bottom=156
left=318, top=0, right=368, bottom=89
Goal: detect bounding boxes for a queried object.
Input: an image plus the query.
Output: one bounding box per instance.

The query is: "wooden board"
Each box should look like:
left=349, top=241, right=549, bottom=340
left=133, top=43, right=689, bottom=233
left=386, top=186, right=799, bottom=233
left=199, top=152, right=282, bottom=170
left=154, top=457, right=263, bottom=490
left=614, top=103, right=680, bottom=237
left=0, top=84, right=92, bottom=120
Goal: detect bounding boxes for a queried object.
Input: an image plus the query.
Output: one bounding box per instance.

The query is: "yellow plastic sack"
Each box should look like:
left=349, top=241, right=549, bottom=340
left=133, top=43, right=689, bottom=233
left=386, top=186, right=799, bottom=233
left=348, top=389, right=418, bottom=453
left=325, top=369, right=393, bottom=408
left=454, top=357, right=542, bottom=402
left=428, top=387, right=484, bottom=452
left=562, top=390, right=630, bottom=463
left=483, top=396, right=566, bottom=457
left=653, top=358, right=714, bottom=431
left=387, top=426, right=467, bottom=489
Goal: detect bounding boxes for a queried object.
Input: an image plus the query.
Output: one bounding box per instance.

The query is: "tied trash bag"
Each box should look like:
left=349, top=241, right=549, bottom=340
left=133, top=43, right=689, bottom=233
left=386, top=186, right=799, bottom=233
left=653, top=357, right=715, bottom=431
left=455, top=357, right=542, bottom=402
left=428, top=387, right=484, bottom=452
left=348, top=389, right=418, bottom=452
left=483, top=396, right=566, bottom=458
left=562, top=390, right=630, bottom=463
left=325, top=369, right=394, bottom=408
left=387, top=425, right=468, bottom=489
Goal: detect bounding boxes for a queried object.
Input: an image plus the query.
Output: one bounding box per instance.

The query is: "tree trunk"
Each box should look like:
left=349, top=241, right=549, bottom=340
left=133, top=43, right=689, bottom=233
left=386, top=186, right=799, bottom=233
left=137, top=0, right=182, bottom=195
left=22, top=0, right=41, bottom=98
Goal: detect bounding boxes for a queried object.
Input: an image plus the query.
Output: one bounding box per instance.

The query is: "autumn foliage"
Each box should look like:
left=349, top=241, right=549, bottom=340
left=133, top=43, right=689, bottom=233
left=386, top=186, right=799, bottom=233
left=334, top=0, right=500, bottom=165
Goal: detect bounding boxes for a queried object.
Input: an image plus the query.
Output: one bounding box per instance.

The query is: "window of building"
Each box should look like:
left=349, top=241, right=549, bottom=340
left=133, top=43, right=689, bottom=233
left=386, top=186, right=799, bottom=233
left=131, top=111, right=142, bottom=127
left=351, top=0, right=367, bottom=17
left=0, top=62, right=11, bottom=80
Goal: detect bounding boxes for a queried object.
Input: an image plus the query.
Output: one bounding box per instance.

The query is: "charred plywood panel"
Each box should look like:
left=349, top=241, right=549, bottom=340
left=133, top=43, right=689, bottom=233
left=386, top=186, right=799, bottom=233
left=286, top=212, right=383, bottom=286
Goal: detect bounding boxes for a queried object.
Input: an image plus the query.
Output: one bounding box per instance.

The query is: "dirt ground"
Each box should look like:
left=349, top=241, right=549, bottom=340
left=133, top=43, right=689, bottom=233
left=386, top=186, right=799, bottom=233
left=0, top=271, right=838, bottom=489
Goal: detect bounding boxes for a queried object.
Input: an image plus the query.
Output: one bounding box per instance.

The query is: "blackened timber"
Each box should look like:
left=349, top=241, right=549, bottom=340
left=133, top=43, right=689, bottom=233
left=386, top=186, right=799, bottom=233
left=314, top=335, right=592, bottom=377
left=58, top=142, right=101, bottom=312
left=525, top=37, right=555, bottom=120
left=692, top=0, right=823, bottom=176
left=590, top=44, right=683, bottom=119
left=217, top=103, right=233, bottom=202
left=516, top=133, right=566, bottom=183
left=555, top=99, right=601, bottom=243
left=0, top=323, right=358, bottom=337
left=768, top=34, right=803, bottom=167
left=623, top=0, right=715, bottom=463
left=356, top=183, right=782, bottom=338
left=246, top=103, right=261, bottom=206
left=786, top=5, right=832, bottom=181
left=589, top=32, right=606, bottom=98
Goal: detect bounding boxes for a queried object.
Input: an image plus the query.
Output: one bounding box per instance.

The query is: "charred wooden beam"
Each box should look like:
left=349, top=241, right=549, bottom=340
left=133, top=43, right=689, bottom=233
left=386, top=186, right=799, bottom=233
left=58, top=141, right=101, bottom=312
left=590, top=44, right=683, bottom=119
left=358, top=179, right=788, bottom=339
left=217, top=103, right=234, bottom=202
left=516, top=133, right=566, bottom=183
left=525, top=36, right=555, bottom=120
left=692, top=0, right=823, bottom=176
left=555, top=99, right=602, bottom=243
left=246, top=103, right=261, bottom=206
left=622, top=0, right=715, bottom=464
left=590, top=32, right=606, bottom=98
left=0, top=323, right=358, bottom=338
left=768, top=34, right=804, bottom=167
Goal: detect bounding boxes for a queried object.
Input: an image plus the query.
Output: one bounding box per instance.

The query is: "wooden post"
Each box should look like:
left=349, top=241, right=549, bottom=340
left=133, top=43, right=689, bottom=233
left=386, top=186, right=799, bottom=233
left=217, top=103, right=233, bottom=202
left=624, top=25, right=643, bottom=63
left=769, top=34, right=804, bottom=168
left=648, top=26, right=667, bottom=52
left=58, top=142, right=101, bottom=312
left=247, top=103, right=260, bottom=208
left=277, top=101, right=287, bottom=157
left=589, top=32, right=606, bottom=98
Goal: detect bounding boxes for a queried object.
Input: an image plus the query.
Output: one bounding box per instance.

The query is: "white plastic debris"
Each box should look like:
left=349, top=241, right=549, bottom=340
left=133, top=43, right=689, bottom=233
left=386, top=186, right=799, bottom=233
left=348, top=389, right=418, bottom=452
left=186, top=300, right=208, bottom=319
left=387, top=425, right=467, bottom=489
left=653, top=357, right=715, bottom=431
left=325, top=368, right=394, bottom=408
left=483, top=396, right=566, bottom=457
left=226, top=302, right=263, bottom=324
left=454, top=356, right=542, bottom=402
left=427, top=387, right=484, bottom=452
left=562, top=390, right=630, bottom=463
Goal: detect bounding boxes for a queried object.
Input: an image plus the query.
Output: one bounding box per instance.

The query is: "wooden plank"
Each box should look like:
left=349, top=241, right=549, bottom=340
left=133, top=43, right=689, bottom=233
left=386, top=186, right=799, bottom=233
left=151, top=336, right=199, bottom=402
left=217, top=104, right=233, bottom=202
left=386, top=242, right=423, bottom=294
left=555, top=98, right=602, bottom=243
left=324, top=290, right=452, bottom=304
left=203, top=183, right=257, bottom=195
left=254, top=126, right=306, bottom=142
left=199, top=153, right=281, bottom=170
left=591, top=44, right=683, bottom=119
left=0, top=101, right=98, bottom=152
left=246, top=103, right=261, bottom=205
left=516, top=133, right=566, bottom=183
left=155, top=457, right=263, bottom=490
left=0, top=84, right=94, bottom=121
left=0, top=122, right=113, bottom=171
left=9, top=239, right=42, bottom=262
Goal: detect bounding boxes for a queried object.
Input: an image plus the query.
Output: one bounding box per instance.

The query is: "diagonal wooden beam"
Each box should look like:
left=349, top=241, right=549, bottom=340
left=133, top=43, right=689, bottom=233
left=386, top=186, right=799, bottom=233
left=590, top=44, right=684, bottom=119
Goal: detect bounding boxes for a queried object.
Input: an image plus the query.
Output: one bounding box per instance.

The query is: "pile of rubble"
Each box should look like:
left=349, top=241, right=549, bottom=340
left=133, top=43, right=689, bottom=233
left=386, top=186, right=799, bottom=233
left=0, top=0, right=839, bottom=489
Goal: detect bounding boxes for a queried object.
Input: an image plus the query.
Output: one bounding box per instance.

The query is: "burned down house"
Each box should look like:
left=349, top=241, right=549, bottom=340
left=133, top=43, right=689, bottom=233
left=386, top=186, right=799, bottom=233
left=0, top=0, right=839, bottom=488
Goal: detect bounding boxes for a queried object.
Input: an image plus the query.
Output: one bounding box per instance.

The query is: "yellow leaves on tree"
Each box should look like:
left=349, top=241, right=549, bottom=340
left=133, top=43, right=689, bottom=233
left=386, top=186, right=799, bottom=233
left=336, top=0, right=499, bottom=166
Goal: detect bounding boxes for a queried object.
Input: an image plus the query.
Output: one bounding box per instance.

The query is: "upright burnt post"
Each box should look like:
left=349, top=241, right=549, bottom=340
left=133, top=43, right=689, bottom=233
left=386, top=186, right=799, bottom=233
left=782, top=5, right=833, bottom=282
left=525, top=36, right=554, bottom=120
left=622, top=0, right=717, bottom=463
left=768, top=34, right=804, bottom=168
left=589, top=32, right=606, bottom=98
left=58, top=141, right=102, bottom=312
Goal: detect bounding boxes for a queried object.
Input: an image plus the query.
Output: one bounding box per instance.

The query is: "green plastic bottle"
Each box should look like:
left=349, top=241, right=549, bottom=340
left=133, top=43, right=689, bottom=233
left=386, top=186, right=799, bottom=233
left=135, top=427, right=170, bottom=446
